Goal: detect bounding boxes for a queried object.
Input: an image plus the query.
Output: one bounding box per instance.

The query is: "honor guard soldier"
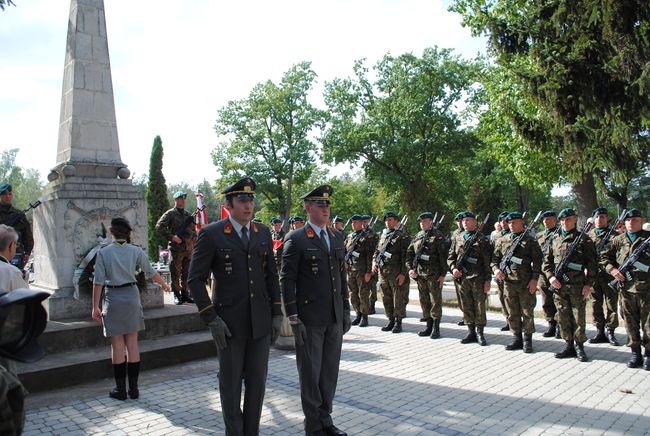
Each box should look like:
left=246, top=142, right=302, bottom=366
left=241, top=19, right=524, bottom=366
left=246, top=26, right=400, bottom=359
left=406, top=212, right=447, bottom=338
left=542, top=208, right=597, bottom=362
left=333, top=216, right=346, bottom=236
left=448, top=212, right=492, bottom=345
left=588, top=207, right=621, bottom=346
left=187, top=177, right=283, bottom=435
left=0, top=183, right=34, bottom=271
left=362, top=214, right=380, bottom=314
left=537, top=210, right=561, bottom=338
left=494, top=211, right=511, bottom=331
left=155, top=191, right=197, bottom=305
left=492, top=212, right=543, bottom=353
left=450, top=212, right=465, bottom=325
left=280, top=185, right=350, bottom=436
left=290, top=216, right=305, bottom=230
left=372, top=212, right=411, bottom=333
left=270, top=217, right=285, bottom=272
left=344, top=214, right=375, bottom=327
left=601, top=209, right=650, bottom=370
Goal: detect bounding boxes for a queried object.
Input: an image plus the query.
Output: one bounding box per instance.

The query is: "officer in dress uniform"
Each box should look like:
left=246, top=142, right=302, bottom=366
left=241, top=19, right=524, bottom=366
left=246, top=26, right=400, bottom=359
left=187, top=177, right=283, bottom=436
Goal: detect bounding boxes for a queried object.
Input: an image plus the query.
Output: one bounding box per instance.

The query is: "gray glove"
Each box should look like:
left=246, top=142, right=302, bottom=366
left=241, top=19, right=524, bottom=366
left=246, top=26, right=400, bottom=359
left=289, top=318, right=307, bottom=346
left=343, top=309, right=351, bottom=334
left=271, top=315, right=283, bottom=345
left=208, top=316, right=232, bottom=354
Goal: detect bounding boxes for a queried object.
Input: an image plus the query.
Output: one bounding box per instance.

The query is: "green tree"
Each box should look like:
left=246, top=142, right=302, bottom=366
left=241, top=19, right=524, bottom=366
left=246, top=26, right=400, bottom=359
left=146, top=136, right=169, bottom=261
left=213, top=62, right=326, bottom=223
left=0, top=1, right=15, bottom=11
left=196, top=179, right=219, bottom=223
left=450, top=0, right=650, bottom=217
left=0, top=148, right=44, bottom=214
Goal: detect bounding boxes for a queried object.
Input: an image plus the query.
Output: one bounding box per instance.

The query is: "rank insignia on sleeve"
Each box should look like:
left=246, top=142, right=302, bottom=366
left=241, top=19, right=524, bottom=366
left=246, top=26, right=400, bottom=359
left=224, top=222, right=233, bottom=234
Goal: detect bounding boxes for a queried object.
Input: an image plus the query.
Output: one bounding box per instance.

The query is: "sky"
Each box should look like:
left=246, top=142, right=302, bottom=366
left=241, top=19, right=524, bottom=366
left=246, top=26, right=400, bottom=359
left=0, top=0, right=488, bottom=187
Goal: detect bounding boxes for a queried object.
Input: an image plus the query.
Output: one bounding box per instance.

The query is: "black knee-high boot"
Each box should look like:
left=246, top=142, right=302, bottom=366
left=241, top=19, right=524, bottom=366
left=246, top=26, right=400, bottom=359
left=127, top=361, right=141, bottom=399
left=110, top=362, right=127, bottom=400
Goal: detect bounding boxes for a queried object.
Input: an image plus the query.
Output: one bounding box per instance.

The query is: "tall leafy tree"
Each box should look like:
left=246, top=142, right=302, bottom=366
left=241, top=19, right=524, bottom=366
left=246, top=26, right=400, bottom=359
left=146, top=136, right=169, bottom=261
left=213, top=62, right=326, bottom=222
left=0, top=148, right=43, bottom=213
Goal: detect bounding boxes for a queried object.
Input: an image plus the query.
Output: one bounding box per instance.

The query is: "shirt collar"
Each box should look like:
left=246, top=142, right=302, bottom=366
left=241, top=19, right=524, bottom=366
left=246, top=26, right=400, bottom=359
left=308, top=221, right=327, bottom=235
left=228, top=216, right=250, bottom=234
left=0, top=255, right=8, bottom=264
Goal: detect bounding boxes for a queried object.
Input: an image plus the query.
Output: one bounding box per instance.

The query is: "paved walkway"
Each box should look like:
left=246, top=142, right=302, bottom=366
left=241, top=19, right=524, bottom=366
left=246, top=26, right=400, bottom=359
left=24, top=305, right=650, bottom=435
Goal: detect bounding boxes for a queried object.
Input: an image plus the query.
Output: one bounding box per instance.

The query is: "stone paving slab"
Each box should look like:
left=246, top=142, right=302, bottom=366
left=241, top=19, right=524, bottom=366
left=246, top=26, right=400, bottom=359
left=23, top=305, right=650, bottom=435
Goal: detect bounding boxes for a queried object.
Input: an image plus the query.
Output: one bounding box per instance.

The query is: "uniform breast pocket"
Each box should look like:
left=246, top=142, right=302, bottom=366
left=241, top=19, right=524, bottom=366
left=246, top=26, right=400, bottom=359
left=304, top=249, right=325, bottom=275
left=217, top=248, right=235, bottom=275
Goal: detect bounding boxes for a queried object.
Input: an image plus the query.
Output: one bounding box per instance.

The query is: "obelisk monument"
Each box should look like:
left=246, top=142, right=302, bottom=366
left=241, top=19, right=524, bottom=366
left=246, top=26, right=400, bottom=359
left=32, top=0, right=160, bottom=319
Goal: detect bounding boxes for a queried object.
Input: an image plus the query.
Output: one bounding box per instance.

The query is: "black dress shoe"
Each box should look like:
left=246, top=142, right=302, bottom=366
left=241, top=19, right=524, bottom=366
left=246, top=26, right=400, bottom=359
left=173, top=295, right=184, bottom=305
left=109, top=388, right=127, bottom=401
left=323, top=424, right=347, bottom=436
left=457, top=320, right=465, bottom=326
left=183, top=294, right=195, bottom=304
left=128, top=388, right=139, bottom=399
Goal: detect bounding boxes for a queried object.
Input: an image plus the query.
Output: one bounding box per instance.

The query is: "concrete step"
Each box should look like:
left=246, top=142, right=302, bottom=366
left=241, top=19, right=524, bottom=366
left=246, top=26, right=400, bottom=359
left=16, top=330, right=216, bottom=393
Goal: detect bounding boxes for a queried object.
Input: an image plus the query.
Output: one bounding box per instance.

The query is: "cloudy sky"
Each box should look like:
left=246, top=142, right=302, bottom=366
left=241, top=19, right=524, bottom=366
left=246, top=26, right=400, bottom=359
left=0, top=0, right=486, bottom=186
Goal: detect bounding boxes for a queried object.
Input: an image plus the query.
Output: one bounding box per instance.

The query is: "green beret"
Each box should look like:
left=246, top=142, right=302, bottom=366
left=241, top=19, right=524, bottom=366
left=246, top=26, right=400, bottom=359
left=361, top=214, right=371, bottom=220
left=417, top=212, right=434, bottom=221
left=624, top=209, right=642, bottom=220
left=541, top=210, right=556, bottom=218
left=506, top=212, right=523, bottom=222
left=383, top=211, right=399, bottom=220
left=454, top=212, right=464, bottom=221
left=558, top=208, right=576, bottom=219
left=291, top=216, right=304, bottom=223
left=463, top=211, right=476, bottom=219
left=270, top=217, right=281, bottom=224
left=333, top=215, right=344, bottom=223
left=173, top=191, right=187, bottom=199
left=498, top=211, right=509, bottom=222
left=593, top=207, right=608, bottom=216
left=351, top=214, right=364, bottom=221
left=0, top=183, right=12, bottom=194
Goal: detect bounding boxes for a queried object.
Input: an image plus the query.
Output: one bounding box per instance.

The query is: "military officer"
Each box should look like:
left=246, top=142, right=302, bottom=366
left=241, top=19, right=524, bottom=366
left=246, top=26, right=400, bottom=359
left=155, top=191, right=197, bottom=305
left=270, top=217, right=285, bottom=272
left=587, top=207, right=621, bottom=346
left=601, top=209, right=650, bottom=370
left=537, top=210, right=561, bottom=338
left=448, top=212, right=492, bottom=346
left=187, top=177, right=283, bottom=436
left=450, top=212, right=465, bottom=325
left=406, top=212, right=447, bottom=338
left=492, top=212, right=543, bottom=353
left=0, top=183, right=33, bottom=270
left=344, top=214, right=374, bottom=327
left=494, top=211, right=511, bottom=331
left=372, top=212, right=411, bottom=334
left=362, top=214, right=379, bottom=314
left=542, top=208, right=597, bottom=362
left=290, top=216, right=305, bottom=230
left=280, top=185, right=350, bottom=436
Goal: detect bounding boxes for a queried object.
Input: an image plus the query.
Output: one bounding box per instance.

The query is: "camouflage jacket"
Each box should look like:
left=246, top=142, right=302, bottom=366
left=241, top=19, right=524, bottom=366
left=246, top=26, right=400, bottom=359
left=405, top=228, right=447, bottom=278
left=373, top=228, right=410, bottom=275
left=0, top=205, right=33, bottom=256
left=345, top=229, right=377, bottom=274
left=589, top=227, right=613, bottom=277
left=537, top=227, right=558, bottom=254
left=447, top=231, right=492, bottom=281
left=492, top=232, right=542, bottom=284
left=542, top=228, right=597, bottom=287
left=601, top=229, right=650, bottom=293
left=155, top=207, right=196, bottom=252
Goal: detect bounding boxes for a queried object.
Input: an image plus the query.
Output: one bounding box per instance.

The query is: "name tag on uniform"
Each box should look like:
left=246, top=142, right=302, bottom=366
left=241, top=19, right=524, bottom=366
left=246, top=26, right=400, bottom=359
left=384, top=252, right=392, bottom=259
left=567, top=262, right=583, bottom=271
left=467, top=257, right=478, bottom=265
left=351, top=251, right=360, bottom=258
left=511, top=256, right=523, bottom=265
left=633, top=261, right=649, bottom=273
left=420, top=254, right=430, bottom=261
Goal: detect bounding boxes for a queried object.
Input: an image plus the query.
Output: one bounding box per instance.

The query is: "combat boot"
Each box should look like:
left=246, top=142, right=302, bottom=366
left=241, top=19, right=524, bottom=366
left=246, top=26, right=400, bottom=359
left=477, top=326, right=487, bottom=346
left=369, top=302, right=376, bottom=315
left=575, top=342, right=589, bottom=362
left=543, top=320, right=557, bottom=338
left=381, top=317, right=395, bottom=332
left=607, top=329, right=620, bottom=346
left=420, top=316, right=428, bottom=322
left=418, top=319, right=433, bottom=337
left=457, top=320, right=465, bottom=326
left=627, top=345, right=643, bottom=368
left=359, top=315, right=368, bottom=327
left=351, top=313, right=362, bottom=326
left=392, top=319, right=402, bottom=333
left=460, top=325, right=477, bottom=344
left=555, top=325, right=561, bottom=339
left=430, top=319, right=441, bottom=339
left=644, top=348, right=650, bottom=371
left=523, top=333, right=533, bottom=353
left=588, top=327, right=608, bottom=344
left=505, top=332, right=523, bottom=351
left=555, top=340, right=577, bottom=359
left=500, top=323, right=510, bottom=332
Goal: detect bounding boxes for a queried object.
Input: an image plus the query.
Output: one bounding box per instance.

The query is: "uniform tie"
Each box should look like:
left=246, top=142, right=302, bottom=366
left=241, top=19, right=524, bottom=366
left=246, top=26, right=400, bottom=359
left=241, top=226, right=249, bottom=248
left=320, top=229, right=330, bottom=251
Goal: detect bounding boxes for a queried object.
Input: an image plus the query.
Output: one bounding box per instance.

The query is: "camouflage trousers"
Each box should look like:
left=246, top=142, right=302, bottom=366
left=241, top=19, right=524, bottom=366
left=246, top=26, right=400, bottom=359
left=453, top=279, right=463, bottom=311
left=370, top=276, right=378, bottom=304
left=554, top=285, right=587, bottom=343
left=416, top=275, right=442, bottom=321
left=348, top=271, right=371, bottom=315
left=170, top=248, right=192, bottom=297
left=619, top=289, right=650, bottom=348
left=379, top=269, right=409, bottom=320
left=459, top=276, right=487, bottom=326
left=504, top=282, right=536, bottom=334
left=497, top=280, right=509, bottom=319
left=538, top=275, right=558, bottom=322
left=590, top=276, right=619, bottom=330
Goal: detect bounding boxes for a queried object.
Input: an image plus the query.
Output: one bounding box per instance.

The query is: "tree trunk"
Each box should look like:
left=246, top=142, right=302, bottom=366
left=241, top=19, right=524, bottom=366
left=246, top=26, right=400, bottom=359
left=572, top=172, right=598, bottom=218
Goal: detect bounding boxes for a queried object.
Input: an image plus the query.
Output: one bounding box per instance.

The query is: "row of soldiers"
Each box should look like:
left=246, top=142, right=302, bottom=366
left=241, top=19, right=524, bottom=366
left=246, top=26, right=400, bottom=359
left=268, top=206, right=649, bottom=370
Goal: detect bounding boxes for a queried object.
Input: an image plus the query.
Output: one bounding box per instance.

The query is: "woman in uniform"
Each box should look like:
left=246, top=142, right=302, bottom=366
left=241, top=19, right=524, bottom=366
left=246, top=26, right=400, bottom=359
left=91, top=217, right=170, bottom=400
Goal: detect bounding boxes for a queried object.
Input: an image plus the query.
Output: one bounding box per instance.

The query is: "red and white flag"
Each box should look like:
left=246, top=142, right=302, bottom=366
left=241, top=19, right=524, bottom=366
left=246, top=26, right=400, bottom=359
left=195, top=193, right=208, bottom=231
left=220, top=204, right=230, bottom=220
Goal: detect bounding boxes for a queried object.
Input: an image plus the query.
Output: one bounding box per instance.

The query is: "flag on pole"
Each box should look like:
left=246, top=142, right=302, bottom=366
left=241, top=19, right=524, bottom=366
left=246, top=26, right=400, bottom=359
left=220, top=204, right=230, bottom=220
left=195, top=193, right=208, bottom=231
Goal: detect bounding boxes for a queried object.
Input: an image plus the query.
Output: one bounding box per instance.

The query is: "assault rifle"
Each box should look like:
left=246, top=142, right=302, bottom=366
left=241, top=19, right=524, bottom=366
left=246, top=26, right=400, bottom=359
left=553, top=217, right=594, bottom=285
left=174, top=208, right=200, bottom=240
left=5, top=200, right=42, bottom=228
left=608, top=236, right=650, bottom=291
left=455, top=213, right=490, bottom=278
left=596, top=209, right=627, bottom=253
left=375, top=215, right=408, bottom=269
left=412, top=213, right=445, bottom=271
left=344, top=216, right=377, bottom=264
left=541, top=226, right=560, bottom=253
left=497, top=211, right=542, bottom=282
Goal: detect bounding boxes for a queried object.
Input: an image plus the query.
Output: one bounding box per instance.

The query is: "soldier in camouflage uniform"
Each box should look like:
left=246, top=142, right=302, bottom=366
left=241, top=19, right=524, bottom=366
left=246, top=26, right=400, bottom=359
left=345, top=214, right=375, bottom=327
left=450, top=213, right=465, bottom=325
left=537, top=210, right=561, bottom=339
left=542, top=208, right=597, bottom=362
left=270, top=217, right=285, bottom=273
left=155, top=191, right=197, bottom=305
left=406, top=212, right=447, bottom=338
left=448, top=211, right=492, bottom=346
left=0, top=183, right=34, bottom=270
left=492, top=212, right=543, bottom=353
left=363, top=214, right=380, bottom=314
left=372, top=212, right=411, bottom=333
left=601, top=209, right=650, bottom=370
left=494, top=211, right=511, bottom=331
left=587, top=207, right=621, bottom=346
left=333, top=215, right=347, bottom=238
